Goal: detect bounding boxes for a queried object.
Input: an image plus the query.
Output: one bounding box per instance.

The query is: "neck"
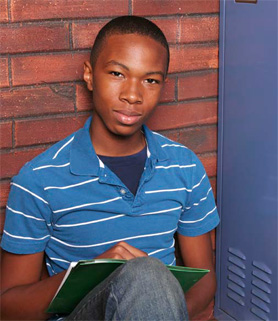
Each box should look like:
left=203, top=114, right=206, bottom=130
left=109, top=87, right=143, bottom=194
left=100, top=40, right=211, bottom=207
left=90, top=122, right=146, bottom=157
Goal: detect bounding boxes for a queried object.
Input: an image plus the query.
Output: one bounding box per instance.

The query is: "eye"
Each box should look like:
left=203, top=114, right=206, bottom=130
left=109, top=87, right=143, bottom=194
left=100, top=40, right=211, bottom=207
left=110, top=71, right=124, bottom=78
left=145, top=78, right=160, bottom=85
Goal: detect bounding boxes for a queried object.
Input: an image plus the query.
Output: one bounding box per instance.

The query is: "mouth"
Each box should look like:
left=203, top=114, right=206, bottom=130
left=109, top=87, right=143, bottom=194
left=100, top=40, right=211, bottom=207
left=113, top=109, right=142, bottom=126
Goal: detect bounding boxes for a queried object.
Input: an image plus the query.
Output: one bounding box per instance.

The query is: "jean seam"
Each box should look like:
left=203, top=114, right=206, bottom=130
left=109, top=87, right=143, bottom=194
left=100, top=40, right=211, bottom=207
left=109, top=282, right=120, bottom=321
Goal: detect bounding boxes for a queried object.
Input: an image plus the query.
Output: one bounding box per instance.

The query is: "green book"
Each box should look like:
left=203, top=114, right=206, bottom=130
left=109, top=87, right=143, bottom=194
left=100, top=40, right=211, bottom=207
left=47, top=259, right=209, bottom=314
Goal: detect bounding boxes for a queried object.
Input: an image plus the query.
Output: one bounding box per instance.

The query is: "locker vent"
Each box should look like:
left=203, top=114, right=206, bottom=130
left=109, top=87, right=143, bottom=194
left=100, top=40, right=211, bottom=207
left=250, top=261, right=272, bottom=321
left=227, top=247, right=246, bottom=306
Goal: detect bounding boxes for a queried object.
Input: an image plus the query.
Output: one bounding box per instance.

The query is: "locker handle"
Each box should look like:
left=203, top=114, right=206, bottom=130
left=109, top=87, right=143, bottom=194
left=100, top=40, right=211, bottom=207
left=235, top=0, right=257, bottom=3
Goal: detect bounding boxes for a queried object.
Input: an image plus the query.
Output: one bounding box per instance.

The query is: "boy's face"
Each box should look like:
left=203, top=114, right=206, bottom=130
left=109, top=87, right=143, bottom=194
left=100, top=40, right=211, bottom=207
left=84, top=33, right=168, bottom=138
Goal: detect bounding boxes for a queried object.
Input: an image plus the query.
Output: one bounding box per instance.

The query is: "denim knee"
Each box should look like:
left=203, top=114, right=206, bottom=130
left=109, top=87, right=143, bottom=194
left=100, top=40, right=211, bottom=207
left=106, top=257, right=188, bottom=320
left=115, top=256, right=184, bottom=297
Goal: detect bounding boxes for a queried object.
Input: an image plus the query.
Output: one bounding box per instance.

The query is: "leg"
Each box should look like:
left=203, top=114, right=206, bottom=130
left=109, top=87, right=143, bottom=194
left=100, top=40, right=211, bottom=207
left=66, top=257, right=188, bottom=321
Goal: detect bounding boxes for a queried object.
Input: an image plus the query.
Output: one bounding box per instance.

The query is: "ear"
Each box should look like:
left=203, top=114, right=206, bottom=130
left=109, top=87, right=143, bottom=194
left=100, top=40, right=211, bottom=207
left=83, top=61, right=93, bottom=91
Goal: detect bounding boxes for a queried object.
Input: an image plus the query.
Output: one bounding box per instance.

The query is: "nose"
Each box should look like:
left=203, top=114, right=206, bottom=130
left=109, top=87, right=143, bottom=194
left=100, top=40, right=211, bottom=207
left=119, top=79, right=143, bottom=104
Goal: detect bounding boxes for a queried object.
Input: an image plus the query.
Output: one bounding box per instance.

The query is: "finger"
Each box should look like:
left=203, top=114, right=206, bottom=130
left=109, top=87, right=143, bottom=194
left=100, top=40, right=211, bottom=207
left=110, top=243, right=137, bottom=260
left=95, top=244, right=136, bottom=260
left=115, top=242, right=148, bottom=258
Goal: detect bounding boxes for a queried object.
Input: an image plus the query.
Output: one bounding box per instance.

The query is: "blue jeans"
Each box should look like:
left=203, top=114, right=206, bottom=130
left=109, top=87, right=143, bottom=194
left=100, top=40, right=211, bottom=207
left=61, top=257, right=188, bottom=321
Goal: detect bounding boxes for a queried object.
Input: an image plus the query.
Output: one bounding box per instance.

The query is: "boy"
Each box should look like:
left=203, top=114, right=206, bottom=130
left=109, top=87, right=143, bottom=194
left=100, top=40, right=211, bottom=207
left=0, top=16, right=219, bottom=320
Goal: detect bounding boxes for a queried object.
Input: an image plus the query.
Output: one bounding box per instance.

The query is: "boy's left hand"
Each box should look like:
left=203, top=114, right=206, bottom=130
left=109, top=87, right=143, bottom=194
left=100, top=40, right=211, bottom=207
left=95, top=241, right=148, bottom=260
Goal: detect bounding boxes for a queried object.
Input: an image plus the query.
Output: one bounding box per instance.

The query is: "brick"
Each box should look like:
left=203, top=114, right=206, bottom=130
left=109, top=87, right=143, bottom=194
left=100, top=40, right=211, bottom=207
left=178, top=126, right=217, bottom=154
left=157, top=129, right=179, bottom=143
left=0, top=180, right=10, bottom=208
left=0, top=208, right=5, bottom=234
left=133, top=0, right=219, bottom=16
left=178, top=71, right=218, bottom=101
left=11, top=0, right=128, bottom=21
left=180, top=16, right=219, bottom=44
left=152, top=18, right=178, bottom=44
left=0, top=23, right=70, bottom=54
left=11, top=52, right=89, bottom=86
left=160, top=77, right=175, bottom=103
left=73, top=18, right=177, bottom=50
left=0, top=121, right=12, bottom=149
left=0, top=0, right=8, bottom=23
left=0, top=85, right=75, bottom=119
left=72, top=21, right=109, bottom=49
left=76, top=77, right=176, bottom=112
left=199, top=153, right=217, bottom=177
left=0, top=58, right=9, bottom=88
left=209, top=177, right=217, bottom=199
left=169, top=45, right=218, bottom=73
left=0, top=148, right=46, bottom=179
left=76, top=84, right=93, bottom=112
left=147, top=100, right=217, bottom=131
left=15, top=115, right=88, bottom=147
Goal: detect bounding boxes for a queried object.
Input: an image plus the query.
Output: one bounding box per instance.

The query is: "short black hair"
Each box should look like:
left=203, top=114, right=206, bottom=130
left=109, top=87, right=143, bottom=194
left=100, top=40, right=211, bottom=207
left=90, top=16, right=170, bottom=73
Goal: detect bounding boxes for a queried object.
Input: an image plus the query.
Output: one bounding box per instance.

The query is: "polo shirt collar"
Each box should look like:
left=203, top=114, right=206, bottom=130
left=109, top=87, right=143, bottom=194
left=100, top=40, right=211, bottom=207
left=70, top=117, right=168, bottom=176
left=142, top=125, right=168, bottom=162
left=70, top=117, right=101, bottom=176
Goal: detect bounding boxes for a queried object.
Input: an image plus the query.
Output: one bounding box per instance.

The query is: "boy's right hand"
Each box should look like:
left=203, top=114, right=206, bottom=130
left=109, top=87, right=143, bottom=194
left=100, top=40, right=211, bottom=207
left=96, top=241, right=148, bottom=260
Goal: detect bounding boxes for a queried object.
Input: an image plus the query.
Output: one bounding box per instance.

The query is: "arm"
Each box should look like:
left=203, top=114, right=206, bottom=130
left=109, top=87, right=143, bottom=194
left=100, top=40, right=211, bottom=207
left=177, top=232, right=216, bottom=320
left=0, top=242, right=147, bottom=320
left=0, top=250, right=66, bottom=320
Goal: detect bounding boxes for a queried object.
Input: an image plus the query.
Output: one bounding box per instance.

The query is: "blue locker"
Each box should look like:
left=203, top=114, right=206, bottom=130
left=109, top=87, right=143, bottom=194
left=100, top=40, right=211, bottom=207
left=215, top=0, right=277, bottom=320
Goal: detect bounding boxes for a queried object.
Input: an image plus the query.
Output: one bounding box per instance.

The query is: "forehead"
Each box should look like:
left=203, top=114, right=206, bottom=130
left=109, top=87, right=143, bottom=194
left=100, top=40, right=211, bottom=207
left=97, top=34, right=168, bottom=74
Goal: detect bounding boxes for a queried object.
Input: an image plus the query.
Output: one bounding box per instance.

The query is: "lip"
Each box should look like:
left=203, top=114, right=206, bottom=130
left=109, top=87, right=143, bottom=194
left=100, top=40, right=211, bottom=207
left=113, top=110, right=142, bottom=125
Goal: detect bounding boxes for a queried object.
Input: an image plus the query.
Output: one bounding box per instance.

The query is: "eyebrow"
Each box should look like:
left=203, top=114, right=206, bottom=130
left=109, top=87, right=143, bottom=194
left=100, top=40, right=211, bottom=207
left=106, top=60, right=165, bottom=79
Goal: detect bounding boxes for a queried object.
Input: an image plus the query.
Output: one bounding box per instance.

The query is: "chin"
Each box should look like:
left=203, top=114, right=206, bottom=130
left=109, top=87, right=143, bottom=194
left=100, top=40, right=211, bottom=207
left=112, top=125, right=142, bottom=137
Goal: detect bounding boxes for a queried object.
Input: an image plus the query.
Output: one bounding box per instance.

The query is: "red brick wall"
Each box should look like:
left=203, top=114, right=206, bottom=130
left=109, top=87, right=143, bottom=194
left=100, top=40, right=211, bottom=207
left=0, top=1, right=219, bottom=312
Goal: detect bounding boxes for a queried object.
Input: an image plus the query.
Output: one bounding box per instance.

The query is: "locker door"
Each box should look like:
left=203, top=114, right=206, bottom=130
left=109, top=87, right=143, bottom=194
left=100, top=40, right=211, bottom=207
left=215, top=0, right=277, bottom=320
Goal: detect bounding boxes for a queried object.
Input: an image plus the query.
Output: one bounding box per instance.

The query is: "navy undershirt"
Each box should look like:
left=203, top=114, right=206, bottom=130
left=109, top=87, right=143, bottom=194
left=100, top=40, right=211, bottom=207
left=98, top=146, right=147, bottom=195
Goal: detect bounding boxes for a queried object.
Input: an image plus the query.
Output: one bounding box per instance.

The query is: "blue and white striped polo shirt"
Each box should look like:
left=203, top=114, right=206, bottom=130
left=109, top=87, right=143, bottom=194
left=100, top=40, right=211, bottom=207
left=1, top=117, right=219, bottom=276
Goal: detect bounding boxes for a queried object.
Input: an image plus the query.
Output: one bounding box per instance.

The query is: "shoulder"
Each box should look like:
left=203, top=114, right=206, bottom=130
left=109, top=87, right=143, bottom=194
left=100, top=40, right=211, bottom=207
left=13, top=131, right=77, bottom=186
left=149, top=129, right=199, bottom=164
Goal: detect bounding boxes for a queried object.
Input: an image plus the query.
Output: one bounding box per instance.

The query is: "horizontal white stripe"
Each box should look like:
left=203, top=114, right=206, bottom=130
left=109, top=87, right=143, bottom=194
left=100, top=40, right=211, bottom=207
left=4, top=230, right=49, bottom=241
left=6, top=205, right=45, bottom=222
left=192, top=173, right=206, bottom=189
left=55, top=206, right=182, bottom=228
left=141, top=206, right=182, bottom=216
left=53, top=136, right=74, bottom=159
left=50, top=257, right=71, bottom=263
left=51, top=227, right=177, bottom=249
left=179, top=206, right=217, bottom=224
left=200, top=187, right=213, bottom=201
left=33, top=162, right=70, bottom=171
left=148, top=239, right=175, bottom=256
left=145, top=187, right=191, bottom=194
left=11, top=182, right=48, bottom=204
left=155, top=164, right=196, bottom=169
left=185, top=187, right=212, bottom=210
left=44, top=177, right=99, bottom=190
left=53, top=196, right=122, bottom=213
left=55, top=214, right=125, bottom=228
left=161, top=144, right=188, bottom=149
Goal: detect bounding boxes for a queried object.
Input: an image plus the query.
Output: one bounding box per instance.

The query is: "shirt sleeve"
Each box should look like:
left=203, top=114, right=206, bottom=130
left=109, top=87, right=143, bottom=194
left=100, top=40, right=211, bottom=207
left=177, top=152, right=219, bottom=237
left=1, top=162, right=53, bottom=254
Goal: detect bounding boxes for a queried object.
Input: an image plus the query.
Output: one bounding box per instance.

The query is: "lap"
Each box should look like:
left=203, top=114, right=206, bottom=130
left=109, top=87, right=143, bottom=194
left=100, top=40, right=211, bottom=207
left=56, top=257, right=188, bottom=321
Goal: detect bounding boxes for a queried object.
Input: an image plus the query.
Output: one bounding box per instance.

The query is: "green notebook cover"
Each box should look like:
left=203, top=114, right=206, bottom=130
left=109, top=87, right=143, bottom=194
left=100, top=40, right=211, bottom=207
left=47, top=259, right=209, bottom=314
